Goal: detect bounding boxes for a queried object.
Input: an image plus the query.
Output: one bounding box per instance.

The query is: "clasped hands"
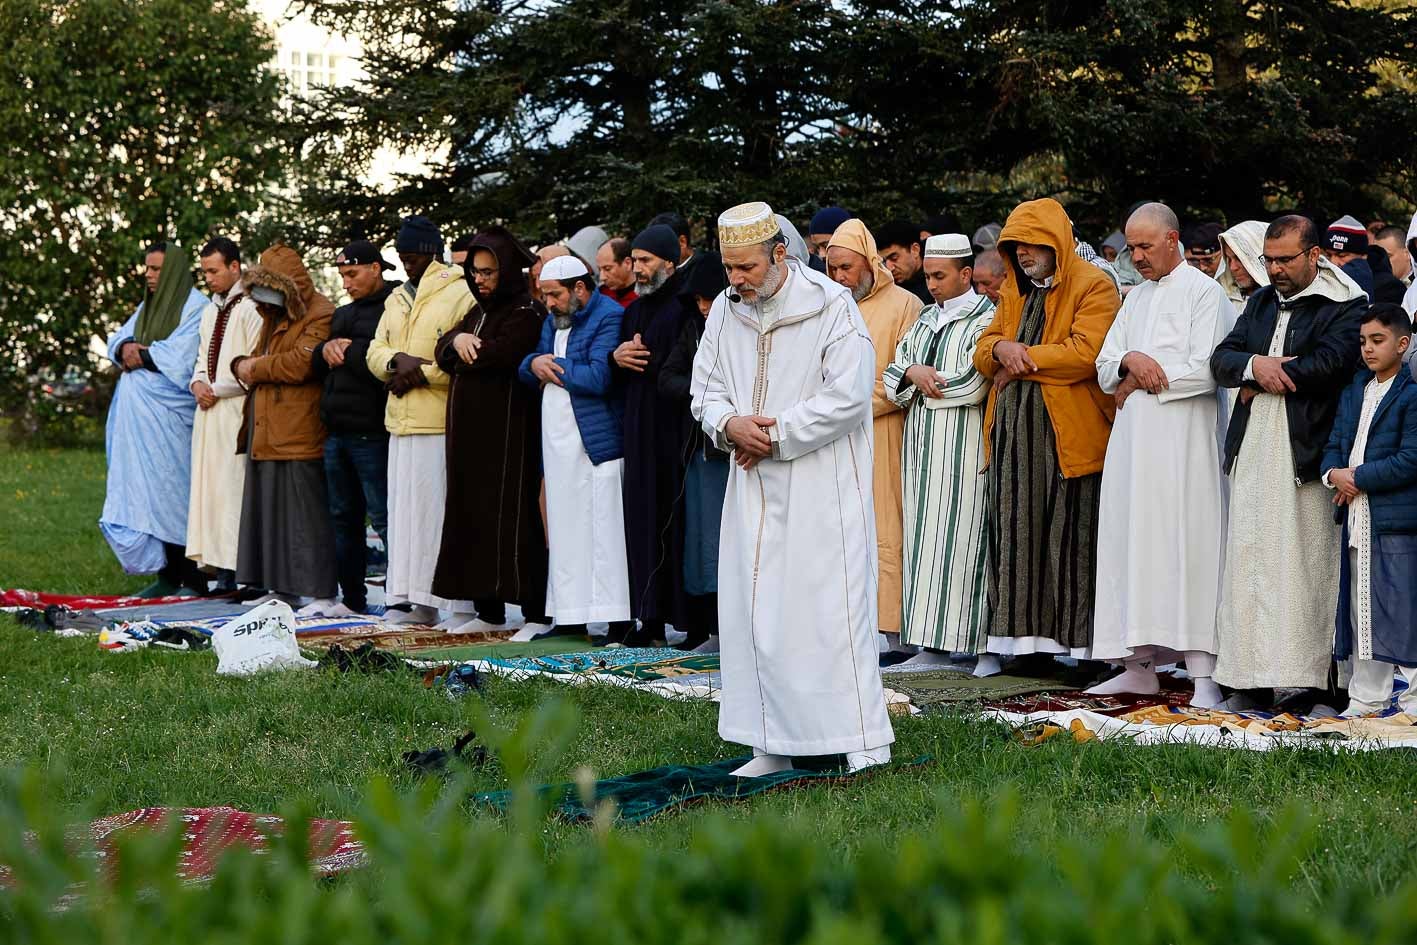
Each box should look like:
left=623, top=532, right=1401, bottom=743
left=387, top=352, right=430, bottom=397
left=1114, top=351, right=1170, bottom=410
left=725, top=414, right=776, bottom=470
left=1329, top=467, right=1361, bottom=506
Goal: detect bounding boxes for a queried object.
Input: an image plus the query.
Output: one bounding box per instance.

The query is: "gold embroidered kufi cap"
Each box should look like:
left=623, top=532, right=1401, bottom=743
left=717, top=201, right=781, bottom=247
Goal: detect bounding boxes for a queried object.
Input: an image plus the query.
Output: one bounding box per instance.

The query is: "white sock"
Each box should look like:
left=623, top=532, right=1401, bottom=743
left=1190, top=677, right=1223, bottom=709
left=845, top=745, right=891, bottom=772
left=1085, top=658, right=1159, bottom=695
left=973, top=654, right=1002, bottom=678
left=900, top=649, right=953, bottom=667
left=731, top=751, right=793, bottom=778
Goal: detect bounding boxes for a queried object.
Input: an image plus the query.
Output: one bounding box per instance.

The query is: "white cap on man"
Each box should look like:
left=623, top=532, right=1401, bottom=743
left=540, top=255, right=591, bottom=282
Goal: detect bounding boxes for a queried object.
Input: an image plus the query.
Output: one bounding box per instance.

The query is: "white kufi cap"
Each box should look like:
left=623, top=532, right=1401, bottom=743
left=539, top=254, right=591, bottom=282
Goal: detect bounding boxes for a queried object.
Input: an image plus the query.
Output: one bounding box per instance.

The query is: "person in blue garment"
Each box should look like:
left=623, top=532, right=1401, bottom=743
left=100, top=241, right=209, bottom=597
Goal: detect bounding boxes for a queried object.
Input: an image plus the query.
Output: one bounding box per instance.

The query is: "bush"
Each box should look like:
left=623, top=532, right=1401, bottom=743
left=2, top=701, right=1414, bottom=944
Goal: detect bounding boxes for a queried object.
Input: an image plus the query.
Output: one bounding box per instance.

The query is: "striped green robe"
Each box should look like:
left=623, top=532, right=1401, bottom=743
left=881, top=291, right=995, bottom=652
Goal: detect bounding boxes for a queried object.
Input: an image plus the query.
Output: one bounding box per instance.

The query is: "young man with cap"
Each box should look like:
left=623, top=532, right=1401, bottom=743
left=882, top=234, right=998, bottom=673
left=519, top=255, right=634, bottom=644
left=186, top=236, right=262, bottom=590
left=1323, top=214, right=1381, bottom=301
left=366, top=215, right=479, bottom=627
left=611, top=223, right=694, bottom=645
left=808, top=206, right=852, bottom=261
left=1181, top=222, right=1224, bottom=278
left=307, top=240, right=400, bottom=616
left=692, top=200, right=894, bottom=776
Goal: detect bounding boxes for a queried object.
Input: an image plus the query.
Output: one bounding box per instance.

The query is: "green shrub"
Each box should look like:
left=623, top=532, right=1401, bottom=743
left=3, top=701, right=1416, bottom=944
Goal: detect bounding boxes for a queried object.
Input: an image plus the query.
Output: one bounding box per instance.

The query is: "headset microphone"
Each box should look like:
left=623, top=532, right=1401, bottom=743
left=727, top=291, right=742, bottom=303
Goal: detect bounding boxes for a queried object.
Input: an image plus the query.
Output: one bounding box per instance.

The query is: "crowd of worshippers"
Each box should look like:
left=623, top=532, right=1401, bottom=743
left=99, top=197, right=1417, bottom=727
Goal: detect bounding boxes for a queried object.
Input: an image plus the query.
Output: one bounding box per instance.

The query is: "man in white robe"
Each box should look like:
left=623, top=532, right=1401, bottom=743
left=1089, top=204, right=1231, bottom=706
left=186, top=237, right=262, bottom=585
left=1210, top=216, right=1366, bottom=696
left=691, top=201, right=894, bottom=777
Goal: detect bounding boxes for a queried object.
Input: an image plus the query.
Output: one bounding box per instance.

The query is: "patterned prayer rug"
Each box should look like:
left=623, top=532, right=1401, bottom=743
left=880, top=669, right=1077, bottom=708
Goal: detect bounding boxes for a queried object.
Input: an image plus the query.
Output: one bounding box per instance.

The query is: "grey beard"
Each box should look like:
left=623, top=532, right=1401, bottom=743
left=637, top=267, right=670, bottom=296
left=850, top=272, right=874, bottom=303
left=552, top=313, right=573, bottom=330
left=757, top=260, right=787, bottom=300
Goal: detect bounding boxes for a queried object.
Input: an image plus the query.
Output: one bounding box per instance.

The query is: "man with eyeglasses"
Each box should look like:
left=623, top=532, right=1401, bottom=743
left=1182, top=222, right=1224, bottom=278
left=1210, top=214, right=1368, bottom=703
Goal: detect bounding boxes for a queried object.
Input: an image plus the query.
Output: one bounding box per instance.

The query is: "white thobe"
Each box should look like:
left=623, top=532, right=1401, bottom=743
left=692, top=261, right=895, bottom=757
left=542, top=327, right=631, bottom=624
left=1092, top=264, right=1231, bottom=663
left=186, top=291, right=263, bottom=571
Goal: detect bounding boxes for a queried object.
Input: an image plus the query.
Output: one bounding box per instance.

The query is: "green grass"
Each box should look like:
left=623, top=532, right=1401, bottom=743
left=4, top=441, right=1417, bottom=900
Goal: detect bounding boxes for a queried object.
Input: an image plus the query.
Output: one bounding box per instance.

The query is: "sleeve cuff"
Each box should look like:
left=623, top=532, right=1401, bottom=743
left=139, top=348, right=158, bottom=372
left=1242, top=355, right=1256, bottom=382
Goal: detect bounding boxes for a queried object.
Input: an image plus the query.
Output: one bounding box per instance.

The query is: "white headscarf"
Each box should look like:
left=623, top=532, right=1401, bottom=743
left=775, top=214, right=811, bottom=265
left=1216, top=220, right=1269, bottom=311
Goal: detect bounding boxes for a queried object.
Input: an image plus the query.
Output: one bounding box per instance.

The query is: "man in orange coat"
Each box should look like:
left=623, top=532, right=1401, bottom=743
left=972, top=198, right=1119, bottom=661
left=827, top=219, right=924, bottom=649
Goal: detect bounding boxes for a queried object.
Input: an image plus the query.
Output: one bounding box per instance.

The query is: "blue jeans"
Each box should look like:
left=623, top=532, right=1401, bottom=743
left=323, top=432, right=389, bottom=610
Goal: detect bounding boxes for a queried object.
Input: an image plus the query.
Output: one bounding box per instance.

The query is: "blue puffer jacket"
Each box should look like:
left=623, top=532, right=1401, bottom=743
left=518, top=289, right=625, bottom=464
left=1321, top=365, right=1417, bottom=533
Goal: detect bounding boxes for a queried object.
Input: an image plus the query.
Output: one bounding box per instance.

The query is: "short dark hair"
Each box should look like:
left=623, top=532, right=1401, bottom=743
left=1265, top=214, right=1320, bottom=248
left=952, top=253, right=976, bottom=272
left=144, top=241, right=167, bottom=256
left=1363, top=302, right=1412, bottom=335
left=557, top=276, right=593, bottom=295
left=649, top=212, right=690, bottom=242
left=605, top=237, right=632, bottom=263
left=875, top=219, right=922, bottom=252
left=451, top=234, right=477, bottom=253
left=922, top=213, right=962, bottom=236
left=1376, top=225, right=1407, bottom=244
left=199, top=236, right=240, bottom=265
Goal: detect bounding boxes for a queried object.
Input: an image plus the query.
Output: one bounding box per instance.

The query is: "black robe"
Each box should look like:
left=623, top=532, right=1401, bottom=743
left=431, top=230, right=548, bottom=612
left=613, top=268, right=693, bottom=627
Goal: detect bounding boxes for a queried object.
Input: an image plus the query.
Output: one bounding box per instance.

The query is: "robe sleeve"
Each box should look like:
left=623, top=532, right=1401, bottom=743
left=690, top=303, right=736, bottom=452
left=244, top=307, right=331, bottom=386
left=443, top=305, right=542, bottom=376
left=557, top=307, right=617, bottom=396
left=143, top=294, right=204, bottom=391
left=769, top=315, right=874, bottom=462
left=1154, top=288, right=1229, bottom=404
left=106, top=307, right=141, bottom=363
left=971, top=307, right=1005, bottom=379
left=1023, top=278, right=1118, bottom=386
left=1210, top=295, right=1263, bottom=389
left=658, top=317, right=698, bottom=401
left=883, top=326, right=919, bottom=410
left=212, top=304, right=264, bottom=399
left=1094, top=303, right=1131, bottom=395
left=1321, top=384, right=1358, bottom=481
left=931, top=321, right=992, bottom=409
left=872, top=300, right=920, bottom=418
left=190, top=305, right=214, bottom=390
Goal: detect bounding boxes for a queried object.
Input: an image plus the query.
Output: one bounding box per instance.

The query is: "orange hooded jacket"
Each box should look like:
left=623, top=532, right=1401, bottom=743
left=972, top=198, right=1119, bottom=478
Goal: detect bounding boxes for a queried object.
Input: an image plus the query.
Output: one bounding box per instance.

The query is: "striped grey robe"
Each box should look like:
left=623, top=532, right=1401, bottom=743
left=883, top=292, right=995, bottom=652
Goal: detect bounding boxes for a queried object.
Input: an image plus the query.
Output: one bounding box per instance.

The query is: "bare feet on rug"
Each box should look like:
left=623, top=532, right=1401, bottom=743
left=972, top=654, right=1002, bottom=678
left=385, top=604, right=439, bottom=626
left=900, top=649, right=953, bottom=667
left=1085, top=661, right=1160, bottom=696
left=1190, top=677, right=1223, bottom=709
left=731, top=753, right=793, bottom=778
left=845, top=745, right=891, bottom=773
left=509, top=621, right=554, bottom=642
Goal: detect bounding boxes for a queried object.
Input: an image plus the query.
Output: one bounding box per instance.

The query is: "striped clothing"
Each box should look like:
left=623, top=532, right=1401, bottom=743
left=986, top=287, right=1101, bottom=652
left=883, top=292, right=995, bottom=652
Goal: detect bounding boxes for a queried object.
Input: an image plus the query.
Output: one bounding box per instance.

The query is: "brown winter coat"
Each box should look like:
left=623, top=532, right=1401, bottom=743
left=234, top=246, right=335, bottom=461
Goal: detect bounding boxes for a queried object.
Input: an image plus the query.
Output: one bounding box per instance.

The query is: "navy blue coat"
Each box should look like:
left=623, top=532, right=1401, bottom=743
left=518, top=289, right=625, bottom=465
left=1323, top=366, right=1417, bottom=666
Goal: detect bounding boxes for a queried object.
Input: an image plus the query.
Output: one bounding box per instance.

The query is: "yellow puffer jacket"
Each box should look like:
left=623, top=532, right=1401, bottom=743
left=366, top=261, right=477, bottom=435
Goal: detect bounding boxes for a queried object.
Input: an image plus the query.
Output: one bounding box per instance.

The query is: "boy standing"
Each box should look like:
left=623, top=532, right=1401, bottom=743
left=1322, top=302, right=1417, bottom=716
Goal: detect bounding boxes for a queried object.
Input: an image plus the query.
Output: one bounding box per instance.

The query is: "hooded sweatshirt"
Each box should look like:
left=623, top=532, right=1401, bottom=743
left=827, top=218, right=923, bottom=634
left=972, top=198, right=1121, bottom=478
left=237, top=246, right=335, bottom=461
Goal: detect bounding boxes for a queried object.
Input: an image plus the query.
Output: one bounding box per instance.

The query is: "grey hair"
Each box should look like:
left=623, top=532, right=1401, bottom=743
left=1127, top=201, right=1180, bottom=235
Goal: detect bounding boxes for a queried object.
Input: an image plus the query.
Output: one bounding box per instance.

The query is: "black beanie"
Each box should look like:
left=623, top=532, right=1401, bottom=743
left=396, top=215, right=443, bottom=255
left=631, top=224, right=681, bottom=264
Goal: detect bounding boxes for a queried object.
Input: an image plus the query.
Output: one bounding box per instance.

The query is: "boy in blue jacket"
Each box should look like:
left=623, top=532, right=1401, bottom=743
left=1322, top=302, right=1417, bottom=715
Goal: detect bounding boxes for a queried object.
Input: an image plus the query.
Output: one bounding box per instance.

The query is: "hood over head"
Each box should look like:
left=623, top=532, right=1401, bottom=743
left=826, top=218, right=895, bottom=304
left=775, top=215, right=811, bottom=265
left=995, top=198, right=1088, bottom=297
left=242, top=265, right=306, bottom=320
left=259, top=244, right=334, bottom=323
left=1216, top=220, right=1270, bottom=301
left=468, top=225, right=536, bottom=309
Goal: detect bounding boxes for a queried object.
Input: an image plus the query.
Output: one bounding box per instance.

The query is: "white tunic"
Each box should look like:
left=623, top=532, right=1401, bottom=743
left=541, top=327, right=631, bottom=625
left=1092, top=263, right=1231, bottom=662
left=692, top=261, right=895, bottom=756
left=1340, top=375, right=1394, bottom=659
left=386, top=432, right=475, bottom=613
left=186, top=290, right=263, bottom=571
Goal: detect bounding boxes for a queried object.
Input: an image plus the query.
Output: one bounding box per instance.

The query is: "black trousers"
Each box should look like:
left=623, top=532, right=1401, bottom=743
left=159, top=542, right=206, bottom=592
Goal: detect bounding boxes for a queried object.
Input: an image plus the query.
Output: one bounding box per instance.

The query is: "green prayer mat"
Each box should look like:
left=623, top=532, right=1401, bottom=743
left=417, top=637, right=603, bottom=662
left=881, top=669, right=1077, bottom=707
left=476, top=756, right=864, bottom=824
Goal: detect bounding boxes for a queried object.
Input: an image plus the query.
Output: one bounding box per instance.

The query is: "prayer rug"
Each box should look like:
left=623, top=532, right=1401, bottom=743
left=0, top=807, right=364, bottom=889
left=466, top=648, right=722, bottom=702
left=0, top=588, right=232, bottom=611
left=475, top=756, right=878, bottom=825
left=881, top=669, right=1077, bottom=708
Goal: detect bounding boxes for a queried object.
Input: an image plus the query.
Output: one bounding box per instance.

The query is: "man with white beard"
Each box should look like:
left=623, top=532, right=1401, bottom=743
left=691, top=201, right=894, bottom=777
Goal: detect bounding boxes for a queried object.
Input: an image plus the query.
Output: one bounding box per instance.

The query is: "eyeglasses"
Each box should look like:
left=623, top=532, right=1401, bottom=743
left=1258, top=246, right=1315, bottom=267
left=471, top=267, right=498, bottom=279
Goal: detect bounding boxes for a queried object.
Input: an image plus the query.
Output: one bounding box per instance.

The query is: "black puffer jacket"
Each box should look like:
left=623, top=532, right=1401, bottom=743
left=312, top=281, right=399, bottom=434
left=1211, top=277, right=1366, bottom=484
